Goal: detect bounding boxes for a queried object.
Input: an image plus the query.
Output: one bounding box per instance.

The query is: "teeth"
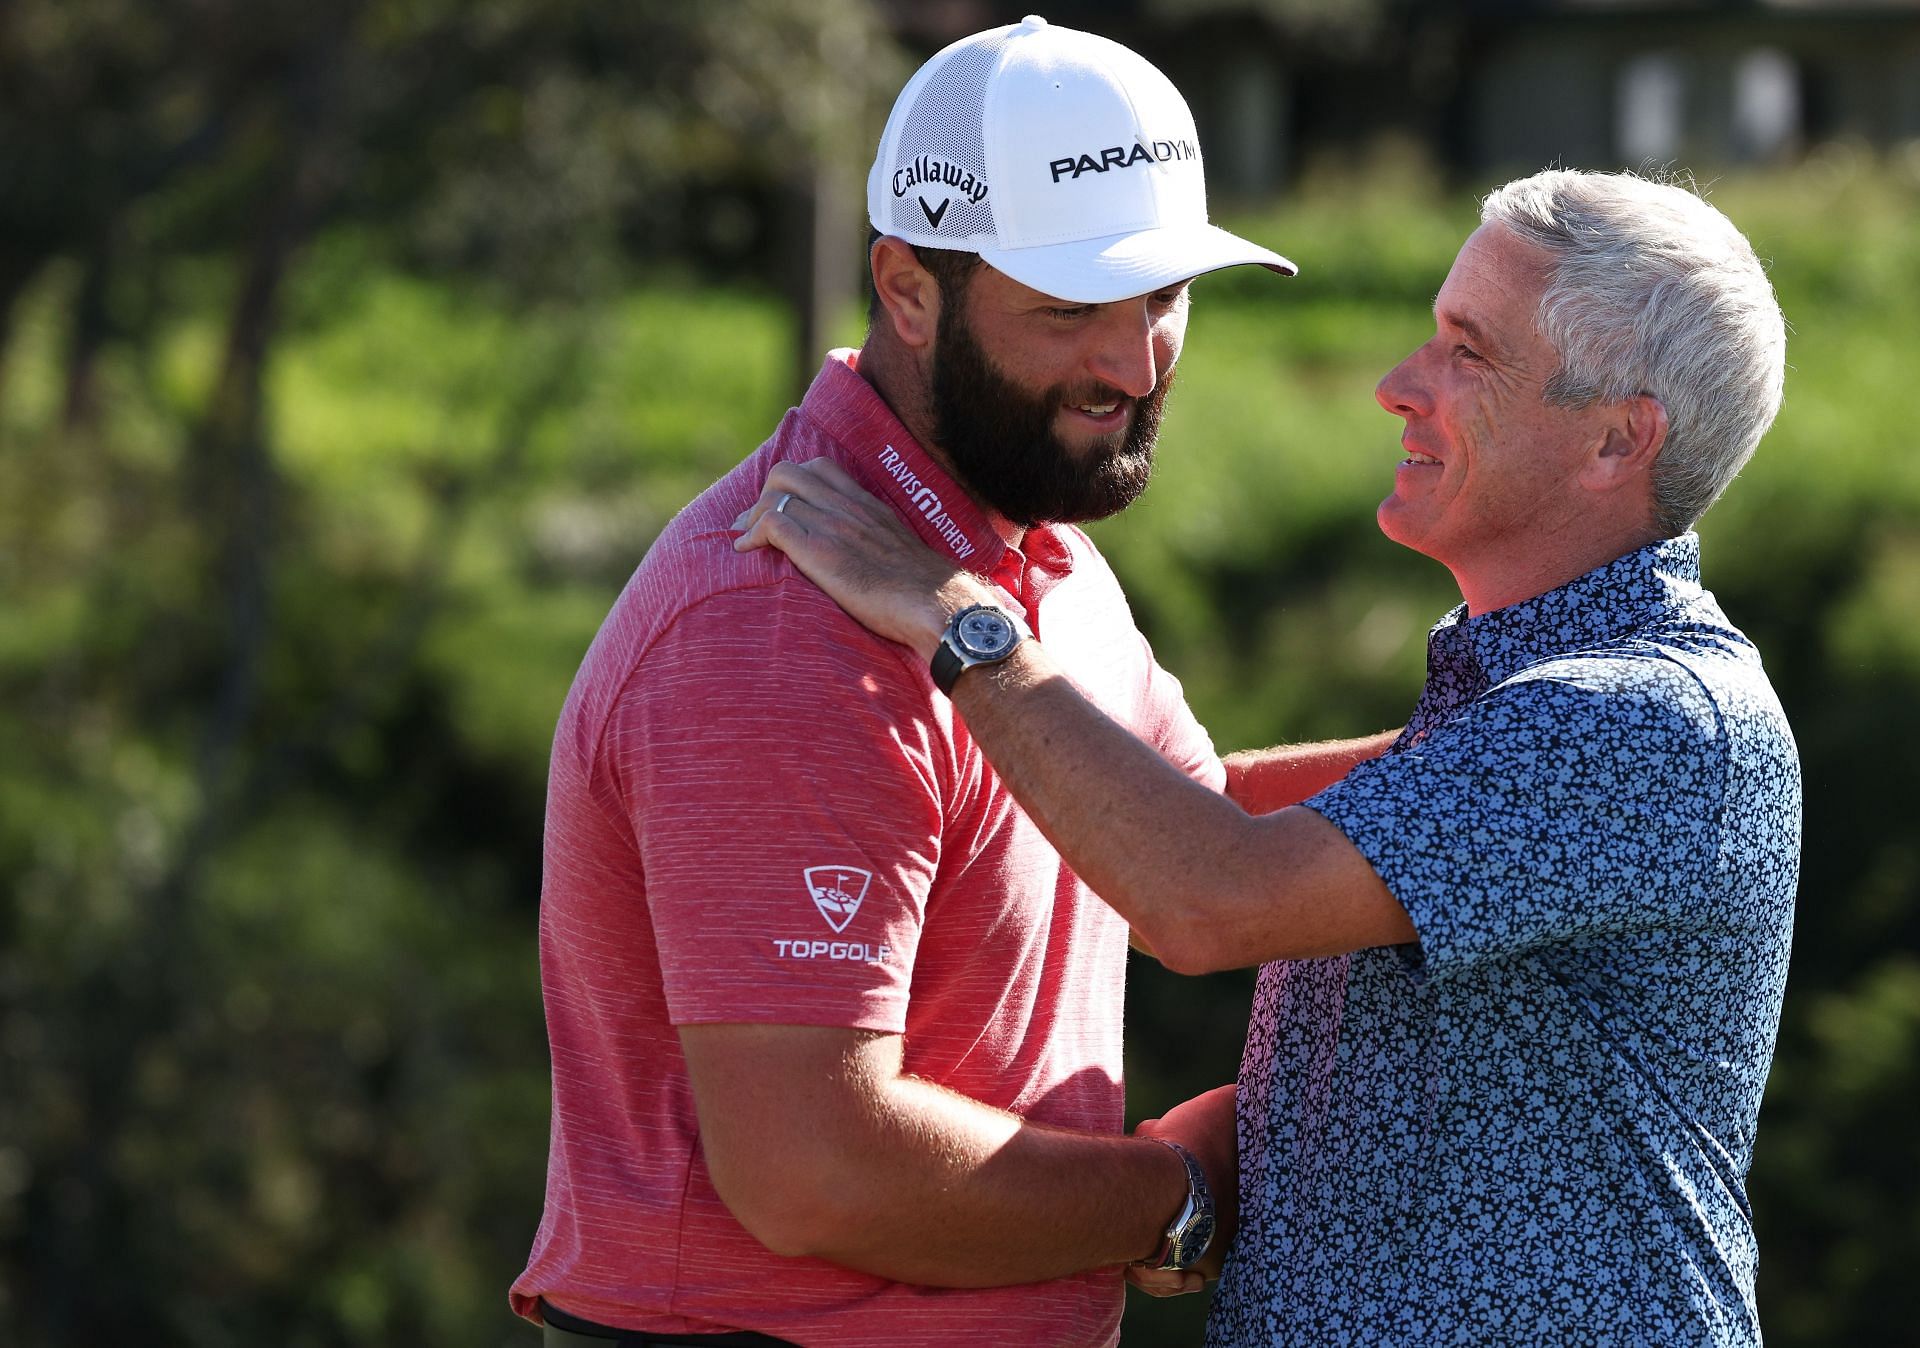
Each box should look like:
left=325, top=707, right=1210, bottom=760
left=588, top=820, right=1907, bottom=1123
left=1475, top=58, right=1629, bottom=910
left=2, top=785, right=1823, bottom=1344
left=1404, top=451, right=1440, bottom=465
left=1079, top=403, right=1118, bottom=415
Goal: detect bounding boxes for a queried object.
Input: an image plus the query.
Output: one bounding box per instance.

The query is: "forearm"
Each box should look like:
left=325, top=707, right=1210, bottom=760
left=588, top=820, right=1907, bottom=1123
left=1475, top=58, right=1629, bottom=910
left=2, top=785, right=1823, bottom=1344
left=802, top=1075, right=1186, bottom=1284
left=951, top=644, right=1272, bottom=969
left=947, top=642, right=1408, bottom=971
left=688, top=1024, right=1190, bottom=1287
left=1225, top=730, right=1400, bottom=814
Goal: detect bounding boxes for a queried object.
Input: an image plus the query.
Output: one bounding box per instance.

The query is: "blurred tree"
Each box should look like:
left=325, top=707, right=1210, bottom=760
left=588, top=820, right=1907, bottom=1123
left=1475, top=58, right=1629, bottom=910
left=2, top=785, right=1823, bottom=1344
left=0, top=1, right=901, bottom=1341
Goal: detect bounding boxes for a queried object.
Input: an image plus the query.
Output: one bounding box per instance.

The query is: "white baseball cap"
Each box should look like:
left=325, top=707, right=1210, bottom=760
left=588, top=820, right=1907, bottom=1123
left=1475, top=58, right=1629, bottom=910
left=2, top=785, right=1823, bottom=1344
left=868, top=14, right=1295, bottom=304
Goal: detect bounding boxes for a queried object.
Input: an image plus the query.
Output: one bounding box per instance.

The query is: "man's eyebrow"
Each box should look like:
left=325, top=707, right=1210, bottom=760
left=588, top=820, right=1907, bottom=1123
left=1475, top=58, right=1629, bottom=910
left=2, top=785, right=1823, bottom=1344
left=1436, top=307, right=1498, bottom=353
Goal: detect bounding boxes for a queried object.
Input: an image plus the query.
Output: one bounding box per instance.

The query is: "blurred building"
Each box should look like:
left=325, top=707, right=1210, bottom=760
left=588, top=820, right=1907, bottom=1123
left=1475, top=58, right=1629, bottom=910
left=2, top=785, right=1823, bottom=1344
left=877, top=0, right=1920, bottom=191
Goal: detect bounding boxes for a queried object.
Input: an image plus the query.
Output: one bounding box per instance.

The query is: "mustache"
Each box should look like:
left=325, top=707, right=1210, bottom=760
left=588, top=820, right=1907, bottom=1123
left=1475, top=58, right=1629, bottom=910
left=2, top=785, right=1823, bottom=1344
left=1057, top=383, right=1132, bottom=409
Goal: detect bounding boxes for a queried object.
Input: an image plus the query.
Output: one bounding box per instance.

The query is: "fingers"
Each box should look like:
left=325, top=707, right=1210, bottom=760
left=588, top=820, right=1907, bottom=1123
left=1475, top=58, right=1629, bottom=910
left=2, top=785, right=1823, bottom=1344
left=788, top=454, right=867, bottom=501
left=1125, top=1265, right=1205, bottom=1297
left=732, top=492, right=802, bottom=552
left=736, top=458, right=895, bottom=525
left=731, top=459, right=860, bottom=547
left=731, top=457, right=931, bottom=559
left=732, top=470, right=827, bottom=552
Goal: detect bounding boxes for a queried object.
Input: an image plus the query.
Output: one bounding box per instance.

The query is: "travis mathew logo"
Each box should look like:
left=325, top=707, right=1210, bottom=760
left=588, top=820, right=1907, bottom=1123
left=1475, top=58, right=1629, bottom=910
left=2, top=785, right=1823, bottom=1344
left=1049, top=137, right=1199, bottom=183
left=804, top=866, right=873, bottom=934
left=892, top=154, right=989, bottom=231
left=876, top=446, right=977, bottom=561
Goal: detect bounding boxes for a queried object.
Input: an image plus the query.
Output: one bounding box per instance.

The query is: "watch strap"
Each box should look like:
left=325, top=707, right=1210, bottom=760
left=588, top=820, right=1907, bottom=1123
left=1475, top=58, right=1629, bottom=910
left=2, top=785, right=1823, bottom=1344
left=930, top=640, right=966, bottom=695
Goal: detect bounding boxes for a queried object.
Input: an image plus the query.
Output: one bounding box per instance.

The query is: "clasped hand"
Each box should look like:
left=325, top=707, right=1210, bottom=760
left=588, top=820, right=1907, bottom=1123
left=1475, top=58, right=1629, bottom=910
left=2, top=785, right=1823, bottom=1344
left=1126, top=1085, right=1237, bottom=1297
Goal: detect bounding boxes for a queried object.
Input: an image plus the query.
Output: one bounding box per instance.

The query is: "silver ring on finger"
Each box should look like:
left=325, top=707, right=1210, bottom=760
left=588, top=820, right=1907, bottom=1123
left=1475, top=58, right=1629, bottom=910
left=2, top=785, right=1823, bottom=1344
left=774, top=492, right=795, bottom=515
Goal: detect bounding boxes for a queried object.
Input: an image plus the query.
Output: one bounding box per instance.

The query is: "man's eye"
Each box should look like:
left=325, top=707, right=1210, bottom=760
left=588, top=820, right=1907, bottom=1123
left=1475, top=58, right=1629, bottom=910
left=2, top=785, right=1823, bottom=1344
left=1453, top=344, right=1483, bottom=362
left=1047, top=305, right=1094, bottom=320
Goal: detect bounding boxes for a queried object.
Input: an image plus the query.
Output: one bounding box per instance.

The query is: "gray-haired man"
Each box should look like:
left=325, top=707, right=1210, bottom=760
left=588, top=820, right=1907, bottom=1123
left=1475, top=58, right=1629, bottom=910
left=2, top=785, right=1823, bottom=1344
left=740, top=169, right=1799, bottom=1346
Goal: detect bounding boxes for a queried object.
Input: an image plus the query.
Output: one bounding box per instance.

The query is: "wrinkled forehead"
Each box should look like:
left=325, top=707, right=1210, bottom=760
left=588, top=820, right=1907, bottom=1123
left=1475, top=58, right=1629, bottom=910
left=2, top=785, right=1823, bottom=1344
left=1434, top=223, right=1556, bottom=352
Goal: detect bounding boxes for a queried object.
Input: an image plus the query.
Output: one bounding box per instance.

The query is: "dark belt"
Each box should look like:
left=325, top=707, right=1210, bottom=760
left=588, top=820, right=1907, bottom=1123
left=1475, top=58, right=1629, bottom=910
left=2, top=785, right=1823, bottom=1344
left=539, top=1299, right=800, bottom=1348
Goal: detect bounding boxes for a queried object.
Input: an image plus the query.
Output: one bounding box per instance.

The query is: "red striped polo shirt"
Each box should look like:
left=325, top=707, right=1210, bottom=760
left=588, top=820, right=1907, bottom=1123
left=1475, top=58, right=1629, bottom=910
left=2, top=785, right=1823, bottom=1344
left=511, top=350, right=1222, bottom=1347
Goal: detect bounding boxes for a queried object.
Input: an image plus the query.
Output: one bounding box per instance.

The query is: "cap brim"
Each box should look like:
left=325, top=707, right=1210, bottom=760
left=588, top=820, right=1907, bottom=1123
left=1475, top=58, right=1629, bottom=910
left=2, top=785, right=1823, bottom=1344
left=977, top=222, right=1296, bottom=304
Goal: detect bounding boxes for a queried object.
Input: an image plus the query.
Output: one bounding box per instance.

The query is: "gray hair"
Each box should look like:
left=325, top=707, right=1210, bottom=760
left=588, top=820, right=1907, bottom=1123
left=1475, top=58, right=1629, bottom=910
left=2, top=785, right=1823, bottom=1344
left=1480, top=169, right=1786, bottom=535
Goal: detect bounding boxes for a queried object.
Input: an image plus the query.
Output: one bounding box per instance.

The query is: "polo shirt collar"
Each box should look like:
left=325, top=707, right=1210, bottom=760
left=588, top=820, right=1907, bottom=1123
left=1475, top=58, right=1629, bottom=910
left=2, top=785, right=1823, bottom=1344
left=797, top=350, right=1006, bottom=577
left=1427, top=533, right=1705, bottom=688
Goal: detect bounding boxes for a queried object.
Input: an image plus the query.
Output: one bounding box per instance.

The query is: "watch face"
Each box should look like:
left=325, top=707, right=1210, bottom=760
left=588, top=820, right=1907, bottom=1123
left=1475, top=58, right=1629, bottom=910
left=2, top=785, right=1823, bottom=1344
left=955, top=608, right=1017, bottom=659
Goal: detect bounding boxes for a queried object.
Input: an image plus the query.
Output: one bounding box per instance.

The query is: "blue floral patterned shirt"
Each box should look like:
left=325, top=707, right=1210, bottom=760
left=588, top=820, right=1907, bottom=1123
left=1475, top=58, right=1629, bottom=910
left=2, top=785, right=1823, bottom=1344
left=1209, top=534, right=1800, bottom=1347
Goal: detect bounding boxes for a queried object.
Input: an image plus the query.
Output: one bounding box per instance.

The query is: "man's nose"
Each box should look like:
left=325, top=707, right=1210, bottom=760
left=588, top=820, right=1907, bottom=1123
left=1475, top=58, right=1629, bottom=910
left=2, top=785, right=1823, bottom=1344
left=1086, top=304, right=1160, bottom=399
left=1375, top=346, right=1429, bottom=418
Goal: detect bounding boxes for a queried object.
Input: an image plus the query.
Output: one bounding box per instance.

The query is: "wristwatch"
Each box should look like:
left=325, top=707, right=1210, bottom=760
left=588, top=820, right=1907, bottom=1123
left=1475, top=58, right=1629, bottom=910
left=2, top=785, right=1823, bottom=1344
left=930, top=603, right=1030, bottom=695
left=1140, top=1138, right=1216, bottom=1271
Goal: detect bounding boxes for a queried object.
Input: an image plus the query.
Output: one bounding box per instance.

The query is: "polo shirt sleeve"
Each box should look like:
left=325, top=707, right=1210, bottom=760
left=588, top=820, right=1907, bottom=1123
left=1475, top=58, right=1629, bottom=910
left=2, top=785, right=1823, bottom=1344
left=604, top=578, right=947, bottom=1032
left=1304, top=655, right=1726, bottom=983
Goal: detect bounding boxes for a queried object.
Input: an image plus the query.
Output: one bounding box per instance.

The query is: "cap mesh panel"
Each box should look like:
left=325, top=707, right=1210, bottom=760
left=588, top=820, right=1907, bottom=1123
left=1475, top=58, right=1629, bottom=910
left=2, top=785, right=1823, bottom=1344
left=884, top=34, right=1005, bottom=242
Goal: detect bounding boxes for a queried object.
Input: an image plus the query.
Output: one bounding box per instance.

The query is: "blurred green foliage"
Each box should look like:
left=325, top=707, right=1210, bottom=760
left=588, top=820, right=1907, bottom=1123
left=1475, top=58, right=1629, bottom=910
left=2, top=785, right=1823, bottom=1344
left=1, top=3, right=1916, bottom=1339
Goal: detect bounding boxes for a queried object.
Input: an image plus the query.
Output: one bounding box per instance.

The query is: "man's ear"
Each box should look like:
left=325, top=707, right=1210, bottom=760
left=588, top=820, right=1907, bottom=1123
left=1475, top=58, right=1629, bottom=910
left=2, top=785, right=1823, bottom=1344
left=871, top=237, right=942, bottom=351
left=1583, top=393, right=1669, bottom=491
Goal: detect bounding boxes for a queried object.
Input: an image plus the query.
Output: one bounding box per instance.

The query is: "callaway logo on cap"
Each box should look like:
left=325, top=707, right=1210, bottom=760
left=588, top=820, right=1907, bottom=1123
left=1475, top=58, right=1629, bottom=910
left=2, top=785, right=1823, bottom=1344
left=867, top=14, right=1296, bottom=304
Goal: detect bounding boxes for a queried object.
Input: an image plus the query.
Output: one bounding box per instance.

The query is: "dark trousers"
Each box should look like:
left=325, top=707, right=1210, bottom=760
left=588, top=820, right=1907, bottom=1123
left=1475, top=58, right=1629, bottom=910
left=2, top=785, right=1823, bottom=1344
left=539, top=1299, right=801, bottom=1348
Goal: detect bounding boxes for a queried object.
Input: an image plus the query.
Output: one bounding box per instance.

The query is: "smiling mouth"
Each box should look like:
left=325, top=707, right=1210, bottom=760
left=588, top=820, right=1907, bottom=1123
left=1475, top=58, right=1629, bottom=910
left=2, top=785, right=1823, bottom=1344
left=1401, top=450, right=1441, bottom=465
left=1075, top=401, right=1122, bottom=416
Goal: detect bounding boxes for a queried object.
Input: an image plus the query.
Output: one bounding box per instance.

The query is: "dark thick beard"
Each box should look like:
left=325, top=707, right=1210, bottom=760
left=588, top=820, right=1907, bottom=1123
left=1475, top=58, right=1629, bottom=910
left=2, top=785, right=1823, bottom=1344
left=928, top=300, right=1173, bottom=527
